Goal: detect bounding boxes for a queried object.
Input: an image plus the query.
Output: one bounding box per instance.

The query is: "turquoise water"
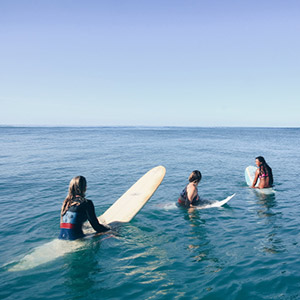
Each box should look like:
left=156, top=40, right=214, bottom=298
left=1, top=127, right=300, bottom=299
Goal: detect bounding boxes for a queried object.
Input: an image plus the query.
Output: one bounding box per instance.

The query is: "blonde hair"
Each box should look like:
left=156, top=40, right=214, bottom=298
left=61, top=176, right=87, bottom=216
left=188, top=170, right=202, bottom=183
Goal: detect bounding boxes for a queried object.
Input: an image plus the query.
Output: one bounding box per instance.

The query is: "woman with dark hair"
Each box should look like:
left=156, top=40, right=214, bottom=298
left=59, top=176, right=110, bottom=240
left=252, top=156, right=273, bottom=189
left=178, top=170, right=202, bottom=207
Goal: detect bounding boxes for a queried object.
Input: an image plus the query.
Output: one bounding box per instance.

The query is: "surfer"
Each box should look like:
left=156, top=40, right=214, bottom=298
left=252, top=156, right=273, bottom=189
left=178, top=170, right=202, bottom=207
left=59, top=176, right=110, bottom=240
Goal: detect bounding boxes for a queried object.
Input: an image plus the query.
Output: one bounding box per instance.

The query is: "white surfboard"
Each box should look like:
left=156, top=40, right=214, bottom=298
left=160, top=194, right=235, bottom=210
left=245, top=166, right=275, bottom=194
left=196, top=194, right=235, bottom=209
left=245, top=165, right=259, bottom=187
left=8, top=166, right=166, bottom=272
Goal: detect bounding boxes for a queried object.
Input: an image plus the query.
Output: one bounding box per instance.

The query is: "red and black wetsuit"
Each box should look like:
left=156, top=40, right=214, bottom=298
left=59, top=197, right=109, bottom=240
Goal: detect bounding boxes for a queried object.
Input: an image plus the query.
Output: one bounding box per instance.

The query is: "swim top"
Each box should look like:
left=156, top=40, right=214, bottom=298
left=178, top=185, right=200, bottom=207
left=259, top=167, right=269, bottom=179
left=59, top=197, right=109, bottom=240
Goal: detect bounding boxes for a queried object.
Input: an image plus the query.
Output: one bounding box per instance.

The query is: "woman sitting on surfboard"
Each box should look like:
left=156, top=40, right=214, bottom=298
left=59, top=176, right=110, bottom=240
left=178, top=170, right=202, bottom=207
left=252, top=156, right=273, bottom=189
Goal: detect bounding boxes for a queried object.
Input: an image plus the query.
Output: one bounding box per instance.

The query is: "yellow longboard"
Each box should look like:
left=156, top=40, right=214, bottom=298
left=99, top=165, right=166, bottom=224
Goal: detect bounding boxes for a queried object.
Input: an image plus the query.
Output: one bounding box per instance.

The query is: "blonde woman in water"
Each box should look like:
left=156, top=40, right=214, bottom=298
left=59, top=176, right=110, bottom=240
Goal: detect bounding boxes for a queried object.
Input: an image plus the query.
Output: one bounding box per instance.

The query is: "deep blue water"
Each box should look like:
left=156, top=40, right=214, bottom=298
left=1, top=127, right=300, bottom=299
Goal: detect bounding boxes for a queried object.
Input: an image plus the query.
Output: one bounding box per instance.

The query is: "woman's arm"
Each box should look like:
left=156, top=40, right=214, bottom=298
left=187, top=185, right=197, bottom=204
left=86, top=200, right=110, bottom=232
left=251, top=169, right=260, bottom=188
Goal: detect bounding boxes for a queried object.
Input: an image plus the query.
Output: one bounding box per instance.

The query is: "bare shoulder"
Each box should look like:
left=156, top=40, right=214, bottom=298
left=187, top=183, right=196, bottom=192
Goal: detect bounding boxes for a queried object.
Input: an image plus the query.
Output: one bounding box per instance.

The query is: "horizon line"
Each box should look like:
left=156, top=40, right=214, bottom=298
left=1, top=124, right=300, bottom=129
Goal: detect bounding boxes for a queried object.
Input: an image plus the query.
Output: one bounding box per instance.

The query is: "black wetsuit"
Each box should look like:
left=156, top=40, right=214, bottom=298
left=59, top=197, right=109, bottom=240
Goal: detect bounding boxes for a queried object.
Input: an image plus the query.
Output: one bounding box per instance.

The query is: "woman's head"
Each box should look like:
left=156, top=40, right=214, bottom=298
left=61, top=176, right=87, bottom=217
left=188, top=170, right=202, bottom=184
left=68, top=176, right=87, bottom=198
left=255, top=156, right=266, bottom=167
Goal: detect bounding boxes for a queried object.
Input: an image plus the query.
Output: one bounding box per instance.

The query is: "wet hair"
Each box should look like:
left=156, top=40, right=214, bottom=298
left=61, top=176, right=87, bottom=216
left=188, top=170, right=202, bottom=183
left=256, top=156, right=266, bottom=165
left=256, top=156, right=273, bottom=186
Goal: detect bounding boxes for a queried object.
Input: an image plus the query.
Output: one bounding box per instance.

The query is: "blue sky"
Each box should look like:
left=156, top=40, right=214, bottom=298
left=1, top=0, right=299, bottom=126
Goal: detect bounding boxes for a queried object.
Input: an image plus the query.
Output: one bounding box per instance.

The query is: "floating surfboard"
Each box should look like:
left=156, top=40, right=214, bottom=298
left=245, top=165, right=259, bottom=187
left=8, top=166, right=166, bottom=272
left=245, top=166, right=275, bottom=194
left=196, top=193, right=235, bottom=209
left=160, top=194, right=235, bottom=210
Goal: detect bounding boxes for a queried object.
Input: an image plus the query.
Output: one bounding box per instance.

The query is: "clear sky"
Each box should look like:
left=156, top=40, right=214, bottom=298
left=1, top=0, right=299, bottom=127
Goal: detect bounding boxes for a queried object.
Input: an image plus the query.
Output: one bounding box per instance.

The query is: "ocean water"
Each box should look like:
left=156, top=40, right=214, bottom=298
left=1, top=127, right=300, bottom=300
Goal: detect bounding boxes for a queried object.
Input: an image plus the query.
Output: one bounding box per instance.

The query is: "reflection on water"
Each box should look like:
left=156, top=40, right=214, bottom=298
left=114, top=224, right=171, bottom=287
left=183, top=208, right=222, bottom=274
left=253, top=192, right=285, bottom=254
left=255, top=192, right=277, bottom=218
left=63, top=239, right=102, bottom=298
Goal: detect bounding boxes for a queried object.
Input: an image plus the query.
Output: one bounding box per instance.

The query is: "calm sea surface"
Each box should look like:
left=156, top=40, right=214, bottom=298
left=1, top=127, right=300, bottom=300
